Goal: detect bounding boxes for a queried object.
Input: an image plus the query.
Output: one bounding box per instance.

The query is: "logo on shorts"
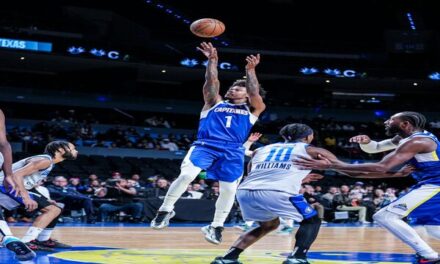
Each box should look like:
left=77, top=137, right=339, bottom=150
left=305, top=206, right=313, bottom=214
left=392, top=203, right=408, bottom=211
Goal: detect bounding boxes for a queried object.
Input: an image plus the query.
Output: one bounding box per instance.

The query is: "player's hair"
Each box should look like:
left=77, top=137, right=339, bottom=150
left=44, top=140, right=71, bottom=158
left=398, top=111, right=426, bottom=129
left=230, top=79, right=267, bottom=99
left=279, top=123, right=313, bottom=142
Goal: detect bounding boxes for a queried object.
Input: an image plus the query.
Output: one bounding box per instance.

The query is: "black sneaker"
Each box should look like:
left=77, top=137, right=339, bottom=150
left=210, top=256, right=242, bottom=264
left=4, top=236, right=36, bottom=261
left=201, top=225, right=224, bottom=244
left=150, top=211, right=176, bottom=229
left=414, top=253, right=440, bottom=264
left=35, top=238, right=72, bottom=248
left=282, top=257, right=310, bottom=264
left=25, top=240, right=55, bottom=252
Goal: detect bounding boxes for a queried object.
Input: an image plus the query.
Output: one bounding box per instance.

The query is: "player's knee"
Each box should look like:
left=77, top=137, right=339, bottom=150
left=373, top=209, right=397, bottom=225
left=259, top=218, right=280, bottom=231
left=46, top=205, right=62, bottom=216
left=219, top=182, right=238, bottom=196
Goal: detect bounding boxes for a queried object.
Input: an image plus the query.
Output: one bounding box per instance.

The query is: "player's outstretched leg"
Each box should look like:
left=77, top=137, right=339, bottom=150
left=151, top=160, right=201, bottom=229
left=373, top=209, right=440, bottom=264
left=211, top=218, right=280, bottom=264
left=203, top=180, right=239, bottom=244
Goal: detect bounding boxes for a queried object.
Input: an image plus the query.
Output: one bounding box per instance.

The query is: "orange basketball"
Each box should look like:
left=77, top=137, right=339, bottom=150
left=190, top=18, right=225, bottom=38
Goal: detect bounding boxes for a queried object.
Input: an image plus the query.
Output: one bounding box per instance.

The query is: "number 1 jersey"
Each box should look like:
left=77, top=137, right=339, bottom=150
left=197, top=101, right=258, bottom=144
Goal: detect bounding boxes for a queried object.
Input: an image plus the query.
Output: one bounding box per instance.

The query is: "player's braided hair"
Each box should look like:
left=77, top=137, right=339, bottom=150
left=398, top=111, right=427, bottom=129
left=230, top=79, right=267, bottom=99
left=44, top=141, right=72, bottom=158
left=279, top=123, right=313, bottom=142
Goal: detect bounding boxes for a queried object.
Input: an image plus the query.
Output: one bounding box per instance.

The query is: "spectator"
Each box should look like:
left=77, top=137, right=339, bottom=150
left=333, top=185, right=369, bottom=224
left=48, top=176, right=96, bottom=223
left=98, top=178, right=144, bottom=223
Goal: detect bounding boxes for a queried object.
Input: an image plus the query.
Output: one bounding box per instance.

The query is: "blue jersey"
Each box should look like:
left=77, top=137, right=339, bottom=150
left=196, top=101, right=258, bottom=144
left=401, top=131, right=440, bottom=186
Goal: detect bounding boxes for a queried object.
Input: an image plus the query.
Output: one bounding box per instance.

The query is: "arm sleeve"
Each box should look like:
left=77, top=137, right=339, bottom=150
left=359, top=139, right=398, bottom=154
left=243, top=140, right=254, bottom=157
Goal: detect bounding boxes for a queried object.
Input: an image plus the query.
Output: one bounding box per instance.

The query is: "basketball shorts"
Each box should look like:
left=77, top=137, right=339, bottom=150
left=381, top=184, right=440, bottom=225
left=0, top=186, right=53, bottom=211
left=185, top=140, right=245, bottom=182
left=236, top=189, right=317, bottom=222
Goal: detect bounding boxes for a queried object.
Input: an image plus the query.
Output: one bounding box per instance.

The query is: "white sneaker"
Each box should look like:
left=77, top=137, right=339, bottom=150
left=201, top=225, right=224, bottom=244
left=150, top=211, right=176, bottom=229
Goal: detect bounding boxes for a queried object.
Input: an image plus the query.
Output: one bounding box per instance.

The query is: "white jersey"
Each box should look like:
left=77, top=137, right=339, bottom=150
left=0, top=154, right=54, bottom=190
left=238, top=142, right=312, bottom=195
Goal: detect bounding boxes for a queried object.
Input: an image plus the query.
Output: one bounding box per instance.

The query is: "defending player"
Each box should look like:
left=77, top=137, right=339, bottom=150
left=295, top=112, right=440, bottom=264
left=151, top=42, right=266, bottom=245
left=0, top=141, right=77, bottom=251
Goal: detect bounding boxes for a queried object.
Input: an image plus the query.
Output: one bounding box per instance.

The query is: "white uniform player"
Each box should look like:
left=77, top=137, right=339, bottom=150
left=212, top=123, right=322, bottom=264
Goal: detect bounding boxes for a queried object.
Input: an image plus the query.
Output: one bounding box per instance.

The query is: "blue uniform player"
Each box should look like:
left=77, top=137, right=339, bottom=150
left=151, top=42, right=266, bottom=244
left=296, top=112, right=440, bottom=264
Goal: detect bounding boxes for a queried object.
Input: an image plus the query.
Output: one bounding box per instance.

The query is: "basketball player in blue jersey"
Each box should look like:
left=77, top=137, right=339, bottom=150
left=0, top=109, right=36, bottom=261
left=0, top=140, right=77, bottom=252
left=295, top=112, right=440, bottom=264
left=151, top=42, right=266, bottom=244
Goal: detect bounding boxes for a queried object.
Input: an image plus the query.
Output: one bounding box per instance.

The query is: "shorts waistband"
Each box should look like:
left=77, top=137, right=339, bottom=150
left=194, top=139, right=243, bottom=148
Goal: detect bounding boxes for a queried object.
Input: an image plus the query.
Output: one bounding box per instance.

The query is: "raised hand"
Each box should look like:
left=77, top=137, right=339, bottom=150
left=197, top=42, right=218, bottom=60
left=245, top=54, right=260, bottom=70
left=349, top=135, right=371, bottom=144
left=248, top=132, right=262, bottom=142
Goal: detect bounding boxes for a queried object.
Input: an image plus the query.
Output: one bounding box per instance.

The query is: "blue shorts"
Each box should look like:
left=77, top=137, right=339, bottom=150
left=382, top=184, right=440, bottom=225
left=188, top=140, right=245, bottom=182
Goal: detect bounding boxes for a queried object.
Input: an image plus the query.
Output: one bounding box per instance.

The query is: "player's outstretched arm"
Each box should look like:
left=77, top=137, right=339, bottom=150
left=298, top=138, right=431, bottom=175
left=245, top=54, right=266, bottom=116
left=304, top=145, right=413, bottom=178
left=197, top=42, right=221, bottom=109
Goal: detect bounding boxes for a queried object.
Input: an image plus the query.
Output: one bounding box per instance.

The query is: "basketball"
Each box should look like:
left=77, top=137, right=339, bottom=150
left=190, top=18, right=225, bottom=38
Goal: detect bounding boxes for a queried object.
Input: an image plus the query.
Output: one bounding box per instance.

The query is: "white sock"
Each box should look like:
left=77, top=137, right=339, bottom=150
left=374, top=210, right=438, bottom=259
left=37, top=228, right=53, bottom=242
left=0, top=220, right=13, bottom=244
left=158, top=157, right=201, bottom=212
left=211, top=180, right=240, bottom=228
left=245, top=221, right=254, bottom=227
left=280, top=218, right=294, bottom=228
left=0, top=220, right=13, bottom=236
left=22, top=227, right=43, bottom=243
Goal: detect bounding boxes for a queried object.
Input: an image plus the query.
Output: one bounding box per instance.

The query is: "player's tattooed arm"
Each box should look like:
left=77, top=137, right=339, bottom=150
left=197, top=42, right=221, bottom=108
left=245, top=54, right=266, bottom=116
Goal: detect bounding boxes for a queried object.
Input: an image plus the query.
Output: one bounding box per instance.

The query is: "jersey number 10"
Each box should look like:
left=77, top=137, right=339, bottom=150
left=264, top=147, right=294, bottom=162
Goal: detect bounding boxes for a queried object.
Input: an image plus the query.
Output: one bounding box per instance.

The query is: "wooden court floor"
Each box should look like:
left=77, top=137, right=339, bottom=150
left=5, top=225, right=440, bottom=263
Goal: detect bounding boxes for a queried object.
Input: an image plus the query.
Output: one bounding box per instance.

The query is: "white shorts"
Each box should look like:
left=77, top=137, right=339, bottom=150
left=236, top=189, right=316, bottom=222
